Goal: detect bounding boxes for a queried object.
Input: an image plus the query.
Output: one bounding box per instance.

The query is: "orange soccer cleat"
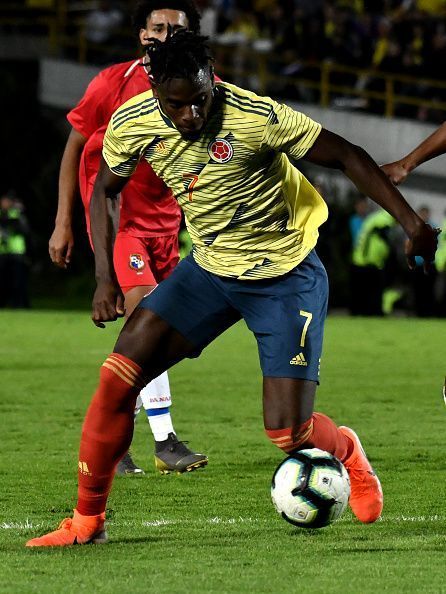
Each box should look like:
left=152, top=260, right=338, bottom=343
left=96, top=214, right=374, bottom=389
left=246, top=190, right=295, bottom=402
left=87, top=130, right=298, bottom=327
left=339, top=426, right=383, bottom=523
left=26, top=509, right=107, bottom=547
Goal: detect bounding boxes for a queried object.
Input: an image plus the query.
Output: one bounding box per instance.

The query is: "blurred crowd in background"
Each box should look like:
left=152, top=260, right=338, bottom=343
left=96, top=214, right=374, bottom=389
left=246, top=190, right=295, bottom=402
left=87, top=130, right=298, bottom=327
left=1, top=0, right=446, bottom=315
left=24, top=0, right=446, bottom=121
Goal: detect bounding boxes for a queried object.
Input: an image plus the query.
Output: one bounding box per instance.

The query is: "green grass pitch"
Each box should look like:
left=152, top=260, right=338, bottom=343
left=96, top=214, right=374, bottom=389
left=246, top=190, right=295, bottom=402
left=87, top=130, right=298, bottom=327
left=0, top=310, right=445, bottom=593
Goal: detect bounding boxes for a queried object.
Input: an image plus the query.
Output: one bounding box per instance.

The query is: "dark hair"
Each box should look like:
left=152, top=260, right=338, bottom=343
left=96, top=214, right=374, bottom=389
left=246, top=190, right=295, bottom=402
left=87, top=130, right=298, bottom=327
left=132, top=0, right=201, bottom=35
left=147, top=29, right=213, bottom=84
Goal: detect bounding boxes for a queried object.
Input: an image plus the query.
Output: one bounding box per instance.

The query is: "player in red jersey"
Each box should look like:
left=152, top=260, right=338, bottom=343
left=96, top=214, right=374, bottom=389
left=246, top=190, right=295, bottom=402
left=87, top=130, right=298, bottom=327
left=49, top=0, right=208, bottom=475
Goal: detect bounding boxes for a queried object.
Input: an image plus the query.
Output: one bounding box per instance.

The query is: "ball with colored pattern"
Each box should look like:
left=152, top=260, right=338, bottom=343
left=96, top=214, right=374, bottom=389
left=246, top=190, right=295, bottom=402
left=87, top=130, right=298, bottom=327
left=271, top=448, right=350, bottom=529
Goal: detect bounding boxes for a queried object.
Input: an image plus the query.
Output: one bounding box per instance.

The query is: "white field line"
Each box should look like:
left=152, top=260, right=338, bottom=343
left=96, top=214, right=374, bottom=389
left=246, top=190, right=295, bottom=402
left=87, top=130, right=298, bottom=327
left=1, top=514, right=445, bottom=531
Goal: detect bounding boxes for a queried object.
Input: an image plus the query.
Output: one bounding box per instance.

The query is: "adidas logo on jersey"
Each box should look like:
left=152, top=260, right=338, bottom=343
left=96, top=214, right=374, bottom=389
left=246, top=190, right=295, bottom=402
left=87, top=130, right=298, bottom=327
left=155, top=141, right=167, bottom=154
left=290, top=353, right=308, bottom=366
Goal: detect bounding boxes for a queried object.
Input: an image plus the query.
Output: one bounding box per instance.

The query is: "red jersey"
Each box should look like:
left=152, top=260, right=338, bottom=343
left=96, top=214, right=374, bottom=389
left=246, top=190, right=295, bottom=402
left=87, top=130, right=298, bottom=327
left=67, top=59, right=181, bottom=237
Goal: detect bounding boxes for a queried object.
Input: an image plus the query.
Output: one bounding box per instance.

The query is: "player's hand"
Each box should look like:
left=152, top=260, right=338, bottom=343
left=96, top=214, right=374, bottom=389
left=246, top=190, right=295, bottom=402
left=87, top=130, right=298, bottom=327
left=49, top=225, right=74, bottom=269
left=405, top=224, right=440, bottom=273
left=381, top=161, right=409, bottom=185
left=92, top=280, right=125, bottom=328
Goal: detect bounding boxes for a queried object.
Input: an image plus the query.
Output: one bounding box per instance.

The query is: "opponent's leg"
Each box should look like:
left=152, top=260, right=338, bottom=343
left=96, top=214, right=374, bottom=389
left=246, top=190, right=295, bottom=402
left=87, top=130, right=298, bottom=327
left=263, top=377, right=383, bottom=523
left=141, top=370, right=207, bottom=474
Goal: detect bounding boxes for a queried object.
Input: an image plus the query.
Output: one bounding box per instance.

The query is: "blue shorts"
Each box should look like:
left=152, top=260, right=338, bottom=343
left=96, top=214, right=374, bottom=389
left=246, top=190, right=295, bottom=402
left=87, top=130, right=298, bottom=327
left=140, top=251, right=328, bottom=382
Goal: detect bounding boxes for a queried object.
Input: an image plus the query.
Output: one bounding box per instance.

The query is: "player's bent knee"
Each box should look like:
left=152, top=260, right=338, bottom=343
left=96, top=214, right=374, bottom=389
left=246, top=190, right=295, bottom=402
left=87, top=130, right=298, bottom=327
left=265, top=418, right=313, bottom=453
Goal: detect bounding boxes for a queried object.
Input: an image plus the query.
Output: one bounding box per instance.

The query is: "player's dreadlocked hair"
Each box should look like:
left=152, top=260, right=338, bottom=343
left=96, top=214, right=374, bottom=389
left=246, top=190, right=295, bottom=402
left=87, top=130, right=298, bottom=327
left=132, top=0, right=201, bottom=36
left=147, top=29, right=213, bottom=85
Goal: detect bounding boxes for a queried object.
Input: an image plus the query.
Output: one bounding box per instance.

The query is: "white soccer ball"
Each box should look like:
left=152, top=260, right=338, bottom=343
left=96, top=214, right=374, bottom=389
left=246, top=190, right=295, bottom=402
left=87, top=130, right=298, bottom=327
left=271, top=448, right=350, bottom=528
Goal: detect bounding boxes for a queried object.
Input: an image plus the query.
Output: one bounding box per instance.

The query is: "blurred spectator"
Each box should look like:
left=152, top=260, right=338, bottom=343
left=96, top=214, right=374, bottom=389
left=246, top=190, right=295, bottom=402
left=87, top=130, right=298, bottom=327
left=348, top=195, right=370, bottom=247
left=84, top=0, right=124, bottom=64
left=0, top=191, right=30, bottom=309
left=350, top=209, right=396, bottom=315
left=195, top=0, right=219, bottom=39
left=85, top=1, right=123, bottom=44
left=348, top=196, right=371, bottom=315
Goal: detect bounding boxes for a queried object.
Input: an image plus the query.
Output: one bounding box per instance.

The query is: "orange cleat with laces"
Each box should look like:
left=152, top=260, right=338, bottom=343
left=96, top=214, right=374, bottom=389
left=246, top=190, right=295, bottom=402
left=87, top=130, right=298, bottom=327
left=26, top=509, right=107, bottom=547
left=339, top=426, right=383, bottom=523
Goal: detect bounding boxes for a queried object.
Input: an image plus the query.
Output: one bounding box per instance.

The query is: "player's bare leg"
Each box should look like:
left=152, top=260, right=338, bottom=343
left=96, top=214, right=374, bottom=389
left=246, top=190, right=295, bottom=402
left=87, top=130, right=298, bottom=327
left=26, top=308, right=199, bottom=547
left=263, top=377, right=383, bottom=523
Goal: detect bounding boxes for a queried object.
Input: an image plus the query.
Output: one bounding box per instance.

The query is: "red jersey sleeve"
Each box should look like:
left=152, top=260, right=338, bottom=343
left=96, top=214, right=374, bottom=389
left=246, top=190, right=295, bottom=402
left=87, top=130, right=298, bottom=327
left=67, top=69, right=113, bottom=139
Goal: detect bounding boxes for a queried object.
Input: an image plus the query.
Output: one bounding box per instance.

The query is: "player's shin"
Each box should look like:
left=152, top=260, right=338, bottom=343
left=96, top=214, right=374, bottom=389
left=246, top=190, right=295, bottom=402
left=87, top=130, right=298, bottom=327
left=265, top=412, right=350, bottom=462
left=77, top=353, right=146, bottom=516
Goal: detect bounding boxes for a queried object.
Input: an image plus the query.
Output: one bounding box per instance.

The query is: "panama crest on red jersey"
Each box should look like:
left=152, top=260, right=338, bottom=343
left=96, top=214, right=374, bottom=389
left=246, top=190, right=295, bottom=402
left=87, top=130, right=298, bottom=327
left=207, top=138, right=233, bottom=164
left=129, top=254, right=145, bottom=271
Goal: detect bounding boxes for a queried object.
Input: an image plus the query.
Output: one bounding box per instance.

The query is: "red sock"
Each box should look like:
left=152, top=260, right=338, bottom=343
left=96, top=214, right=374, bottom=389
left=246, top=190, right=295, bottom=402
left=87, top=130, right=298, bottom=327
left=266, top=412, right=351, bottom=462
left=76, top=353, right=146, bottom=516
left=307, top=412, right=351, bottom=462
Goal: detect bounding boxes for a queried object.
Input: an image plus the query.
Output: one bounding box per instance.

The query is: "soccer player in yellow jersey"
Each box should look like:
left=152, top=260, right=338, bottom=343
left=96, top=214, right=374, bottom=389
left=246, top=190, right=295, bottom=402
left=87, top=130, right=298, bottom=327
left=27, top=31, right=438, bottom=546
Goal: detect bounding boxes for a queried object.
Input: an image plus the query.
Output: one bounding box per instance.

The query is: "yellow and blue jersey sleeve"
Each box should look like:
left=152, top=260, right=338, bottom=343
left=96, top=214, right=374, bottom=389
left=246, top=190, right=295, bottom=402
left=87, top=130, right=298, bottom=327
left=103, top=91, right=157, bottom=177
left=103, top=119, right=141, bottom=177
left=261, top=101, right=322, bottom=160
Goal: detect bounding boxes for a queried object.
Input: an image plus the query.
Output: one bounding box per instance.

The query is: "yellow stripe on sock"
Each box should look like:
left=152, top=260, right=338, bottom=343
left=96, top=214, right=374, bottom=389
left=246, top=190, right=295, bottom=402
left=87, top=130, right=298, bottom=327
left=108, top=357, right=146, bottom=390
left=102, top=361, right=145, bottom=390
left=271, top=435, right=294, bottom=443
left=107, top=355, right=140, bottom=382
left=105, top=356, right=145, bottom=389
left=108, top=354, right=140, bottom=379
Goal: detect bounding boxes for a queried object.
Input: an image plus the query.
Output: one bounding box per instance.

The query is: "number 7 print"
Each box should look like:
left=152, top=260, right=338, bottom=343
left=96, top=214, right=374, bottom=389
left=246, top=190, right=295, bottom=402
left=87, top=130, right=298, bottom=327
left=299, top=310, right=313, bottom=347
left=182, top=173, right=199, bottom=202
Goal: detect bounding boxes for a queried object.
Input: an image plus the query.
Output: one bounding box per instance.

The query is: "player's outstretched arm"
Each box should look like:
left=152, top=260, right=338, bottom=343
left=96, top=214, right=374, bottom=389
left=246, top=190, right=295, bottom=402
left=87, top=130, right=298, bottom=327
left=303, top=128, right=439, bottom=271
left=90, top=158, right=128, bottom=328
left=381, top=122, right=446, bottom=185
left=49, top=128, right=87, bottom=268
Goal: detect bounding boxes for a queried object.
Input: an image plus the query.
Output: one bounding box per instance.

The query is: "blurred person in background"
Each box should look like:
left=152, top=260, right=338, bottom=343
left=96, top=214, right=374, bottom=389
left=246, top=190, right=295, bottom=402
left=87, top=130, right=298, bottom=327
left=348, top=195, right=370, bottom=314
left=84, top=0, right=124, bottom=64
left=195, top=0, right=218, bottom=38
left=351, top=208, right=398, bottom=315
left=48, top=0, right=208, bottom=476
left=349, top=195, right=370, bottom=247
left=0, top=191, right=30, bottom=309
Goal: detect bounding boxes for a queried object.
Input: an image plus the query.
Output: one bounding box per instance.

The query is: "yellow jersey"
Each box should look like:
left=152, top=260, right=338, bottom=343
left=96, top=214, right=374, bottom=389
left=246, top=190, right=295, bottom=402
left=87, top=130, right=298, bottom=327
left=103, top=81, right=328, bottom=279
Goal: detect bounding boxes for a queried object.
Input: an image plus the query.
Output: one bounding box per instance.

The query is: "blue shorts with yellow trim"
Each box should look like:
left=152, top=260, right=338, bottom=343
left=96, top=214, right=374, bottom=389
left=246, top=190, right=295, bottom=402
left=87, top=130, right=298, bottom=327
left=139, top=251, right=328, bottom=382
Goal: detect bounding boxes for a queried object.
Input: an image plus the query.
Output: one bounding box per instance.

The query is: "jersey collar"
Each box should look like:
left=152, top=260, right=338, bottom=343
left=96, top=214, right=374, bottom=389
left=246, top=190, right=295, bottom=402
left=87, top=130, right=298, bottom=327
left=156, top=100, right=176, bottom=130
